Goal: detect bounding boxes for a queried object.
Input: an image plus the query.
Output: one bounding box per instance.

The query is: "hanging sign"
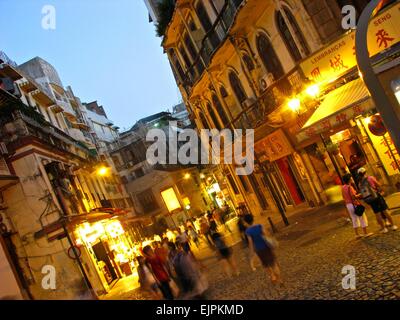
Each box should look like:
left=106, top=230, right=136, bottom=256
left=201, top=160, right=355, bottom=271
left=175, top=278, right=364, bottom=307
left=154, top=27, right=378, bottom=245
left=300, top=3, right=400, bottom=84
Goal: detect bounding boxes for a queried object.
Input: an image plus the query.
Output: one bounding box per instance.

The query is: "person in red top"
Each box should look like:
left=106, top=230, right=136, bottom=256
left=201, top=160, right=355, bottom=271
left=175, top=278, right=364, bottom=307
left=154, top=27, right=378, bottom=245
left=143, top=245, right=174, bottom=300
left=341, top=173, right=373, bottom=238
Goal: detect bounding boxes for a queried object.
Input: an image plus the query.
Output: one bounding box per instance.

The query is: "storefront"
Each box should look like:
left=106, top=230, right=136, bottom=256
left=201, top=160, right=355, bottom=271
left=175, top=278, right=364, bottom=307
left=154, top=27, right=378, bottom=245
left=71, top=215, right=137, bottom=294
left=254, top=129, right=314, bottom=211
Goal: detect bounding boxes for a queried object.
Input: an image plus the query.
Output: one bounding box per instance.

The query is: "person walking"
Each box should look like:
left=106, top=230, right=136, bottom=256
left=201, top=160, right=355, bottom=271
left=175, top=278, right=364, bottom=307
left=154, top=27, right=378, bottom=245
left=143, top=245, right=174, bottom=300
left=200, top=216, right=213, bottom=247
left=187, top=225, right=200, bottom=248
left=357, top=167, right=398, bottom=233
left=211, top=232, right=239, bottom=277
left=136, top=256, right=162, bottom=299
left=176, top=228, right=191, bottom=253
left=244, top=214, right=282, bottom=285
left=341, top=173, right=373, bottom=239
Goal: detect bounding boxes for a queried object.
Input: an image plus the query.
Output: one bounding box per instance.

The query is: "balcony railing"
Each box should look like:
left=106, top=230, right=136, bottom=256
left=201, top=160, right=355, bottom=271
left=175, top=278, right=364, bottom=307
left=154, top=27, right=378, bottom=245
left=230, top=67, right=304, bottom=130
left=183, top=0, right=245, bottom=90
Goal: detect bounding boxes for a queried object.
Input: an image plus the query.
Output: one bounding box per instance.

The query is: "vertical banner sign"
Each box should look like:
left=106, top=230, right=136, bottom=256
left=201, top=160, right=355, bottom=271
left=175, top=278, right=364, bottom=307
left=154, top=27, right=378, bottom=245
left=300, top=3, right=400, bottom=84
left=362, top=119, right=400, bottom=176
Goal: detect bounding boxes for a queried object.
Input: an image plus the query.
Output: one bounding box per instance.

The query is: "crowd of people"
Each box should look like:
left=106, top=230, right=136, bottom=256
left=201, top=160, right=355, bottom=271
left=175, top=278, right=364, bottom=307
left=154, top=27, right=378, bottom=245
left=134, top=203, right=283, bottom=300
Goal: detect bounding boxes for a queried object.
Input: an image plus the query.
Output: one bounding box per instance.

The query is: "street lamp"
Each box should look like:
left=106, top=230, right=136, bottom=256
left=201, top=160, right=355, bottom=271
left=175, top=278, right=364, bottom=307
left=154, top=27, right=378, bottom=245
left=288, top=98, right=301, bottom=114
left=184, top=173, right=191, bottom=180
left=97, top=166, right=108, bottom=176
left=306, top=84, right=320, bottom=98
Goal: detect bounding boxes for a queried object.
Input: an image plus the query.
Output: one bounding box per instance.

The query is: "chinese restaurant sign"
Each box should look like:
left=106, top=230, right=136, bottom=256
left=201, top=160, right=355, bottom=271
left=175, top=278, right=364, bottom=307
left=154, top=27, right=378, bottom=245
left=361, top=119, right=400, bottom=176
left=301, top=3, right=400, bottom=84
left=254, top=129, right=294, bottom=162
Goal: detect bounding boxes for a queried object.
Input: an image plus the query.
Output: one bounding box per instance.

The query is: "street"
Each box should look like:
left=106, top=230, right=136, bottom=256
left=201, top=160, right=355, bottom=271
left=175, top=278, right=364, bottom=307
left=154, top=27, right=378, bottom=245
left=103, top=202, right=400, bottom=300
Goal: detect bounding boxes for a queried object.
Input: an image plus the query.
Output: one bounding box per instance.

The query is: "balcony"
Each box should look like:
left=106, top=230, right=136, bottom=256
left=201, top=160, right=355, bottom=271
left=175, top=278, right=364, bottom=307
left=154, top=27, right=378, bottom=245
left=230, top=67, right=304, bottom=130
left=183, top=0, right=245, bottom=90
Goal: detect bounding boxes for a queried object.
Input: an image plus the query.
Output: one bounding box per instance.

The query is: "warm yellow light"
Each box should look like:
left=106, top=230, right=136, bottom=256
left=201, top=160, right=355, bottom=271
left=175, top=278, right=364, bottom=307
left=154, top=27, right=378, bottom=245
left=364, top=116, right=372, bottom=125
left=306, top=84, right=319, bottom=97
left=182, top=197, right=191, bottom=207
left=288, top=98, right=301, bottom=113
left=97, top=167, right=108, bottom=176
left=184, top=173, right=191, bottom=179
left=161, top=187, right=181, bottom=212
left=200, top=173, right=206, bottom=179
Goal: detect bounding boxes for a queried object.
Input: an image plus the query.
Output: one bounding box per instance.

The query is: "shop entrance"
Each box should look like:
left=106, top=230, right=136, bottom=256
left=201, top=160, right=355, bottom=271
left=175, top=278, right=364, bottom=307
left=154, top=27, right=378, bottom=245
left=92, top=241, right=118, bottom=285
left=276, top=157, right=305, bottom=205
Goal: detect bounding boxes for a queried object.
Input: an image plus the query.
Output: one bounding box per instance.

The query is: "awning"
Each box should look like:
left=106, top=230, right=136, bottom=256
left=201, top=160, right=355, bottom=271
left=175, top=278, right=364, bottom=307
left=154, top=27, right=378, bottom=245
left=297, top=78, right=375, bottom=142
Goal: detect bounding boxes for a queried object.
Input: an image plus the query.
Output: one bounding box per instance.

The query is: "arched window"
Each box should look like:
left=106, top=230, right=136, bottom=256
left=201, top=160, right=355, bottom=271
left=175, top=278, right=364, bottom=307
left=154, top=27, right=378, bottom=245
left=220, top=86, right=228, bottom=98
left=256, top=34, right=284, bottom=80
left=212, top=94, right=229, bottom=127
left=276, top=8, right=310, bottom=62
left=242, top=53, right=255, bottom=71
left=207, top=103, right=221, bottom=130
left=229, top=71, right=247, bottom=104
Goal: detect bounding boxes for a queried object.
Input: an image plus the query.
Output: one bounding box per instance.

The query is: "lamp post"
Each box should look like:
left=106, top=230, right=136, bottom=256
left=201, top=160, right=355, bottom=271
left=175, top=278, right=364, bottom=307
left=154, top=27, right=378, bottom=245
left=355, top=0, right=400, bottom=155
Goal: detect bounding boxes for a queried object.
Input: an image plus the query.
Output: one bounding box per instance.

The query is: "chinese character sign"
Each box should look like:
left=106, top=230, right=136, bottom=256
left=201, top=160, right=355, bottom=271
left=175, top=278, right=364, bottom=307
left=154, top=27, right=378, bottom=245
left=362, top=119, right=400, bottom=176
left=301, top=3, right=400, bottom=83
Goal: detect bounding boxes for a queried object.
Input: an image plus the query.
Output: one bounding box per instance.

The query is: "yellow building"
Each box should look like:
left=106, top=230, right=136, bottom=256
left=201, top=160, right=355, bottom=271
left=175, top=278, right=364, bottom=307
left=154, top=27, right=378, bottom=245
left=157, top=0, right=400, bottom=223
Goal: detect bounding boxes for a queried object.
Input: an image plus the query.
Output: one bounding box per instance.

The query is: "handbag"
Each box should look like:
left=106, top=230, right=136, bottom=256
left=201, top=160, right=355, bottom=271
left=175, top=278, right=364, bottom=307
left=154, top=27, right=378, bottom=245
left=347, top=185, right=365, bottom=217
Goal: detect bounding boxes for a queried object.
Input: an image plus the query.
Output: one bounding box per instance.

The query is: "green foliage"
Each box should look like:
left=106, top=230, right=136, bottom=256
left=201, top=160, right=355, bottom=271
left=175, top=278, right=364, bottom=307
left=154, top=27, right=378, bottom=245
left=155, top=0, right=176, bottom=37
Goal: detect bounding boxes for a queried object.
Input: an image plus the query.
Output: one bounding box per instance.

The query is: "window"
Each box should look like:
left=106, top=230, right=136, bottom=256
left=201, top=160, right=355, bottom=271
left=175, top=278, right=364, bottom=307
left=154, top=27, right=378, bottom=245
left=276, top=8, right=309, bottom=62
left=229, top=71, right=247, bottom=104
left=207, top=103, right=221, bottom=130
left=212, top=94, right=229, bottom=127
left=183, top=33, right=197, bottom=61
left=220, top=86, right=228, bottom=98
left=134, top=168, right=144, bottom=178
left=195, top=0, right=220, bottom=49
left=256, top=33, right=284, bottom=79
left=137, top=189, right=159, bottom=213
left=242, top=53, right=255, bottom=71
left=168, top=49, right=185, bottom=81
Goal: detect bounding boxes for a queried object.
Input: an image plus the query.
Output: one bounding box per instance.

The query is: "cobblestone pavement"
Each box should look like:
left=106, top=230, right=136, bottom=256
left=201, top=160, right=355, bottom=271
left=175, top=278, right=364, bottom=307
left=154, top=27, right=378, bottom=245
left=103, top=203, right=400, bottom=300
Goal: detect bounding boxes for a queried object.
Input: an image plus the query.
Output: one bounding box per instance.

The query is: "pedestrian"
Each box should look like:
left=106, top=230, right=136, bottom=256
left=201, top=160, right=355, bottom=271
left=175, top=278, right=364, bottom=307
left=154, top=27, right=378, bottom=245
left=357, top=167, right=398, bottom=233
left=200, top=217, right=213, bottom=247
left=208, top=215, right=218, bottom=234
left=176, top=228, right=191, bottom=253
left=341, top=173, right=373, bottom=239
left=244, top=214, right=282, bottom=285
left=136, top=256, right=162, bottom=299
left=237, top=210, right=248, bottom=246
left=211, top=232, right=239, bottom=277
left=142, top=245, right=174, bottom=300
left=187, top=225, right=200, bottom=248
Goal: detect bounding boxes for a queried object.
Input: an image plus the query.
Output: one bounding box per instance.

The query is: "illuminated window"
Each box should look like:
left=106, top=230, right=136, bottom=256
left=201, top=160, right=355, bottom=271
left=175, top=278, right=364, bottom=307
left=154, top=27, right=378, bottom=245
left=161, top=187, right=181, bottom=213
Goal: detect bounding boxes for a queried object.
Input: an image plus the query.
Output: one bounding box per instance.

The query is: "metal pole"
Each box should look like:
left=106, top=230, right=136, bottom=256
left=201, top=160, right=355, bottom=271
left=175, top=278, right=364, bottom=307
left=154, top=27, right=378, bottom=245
left=355, top=0, right=400, bottom=155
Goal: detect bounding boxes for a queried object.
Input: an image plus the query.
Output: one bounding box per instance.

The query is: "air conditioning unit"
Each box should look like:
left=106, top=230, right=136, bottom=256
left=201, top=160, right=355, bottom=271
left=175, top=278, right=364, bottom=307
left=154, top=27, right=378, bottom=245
left=0, top=142, right=8, bottom=155
left=242, top=97, right=256, bottom=109
left=259, top=73, right=274, bottom=91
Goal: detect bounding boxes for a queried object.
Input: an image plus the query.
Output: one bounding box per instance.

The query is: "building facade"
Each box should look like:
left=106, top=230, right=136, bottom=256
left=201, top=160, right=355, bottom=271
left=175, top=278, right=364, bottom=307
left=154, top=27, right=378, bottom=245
left=153, top=0, right=400, bottom=224
left=0, top=55, right=137, bottom=299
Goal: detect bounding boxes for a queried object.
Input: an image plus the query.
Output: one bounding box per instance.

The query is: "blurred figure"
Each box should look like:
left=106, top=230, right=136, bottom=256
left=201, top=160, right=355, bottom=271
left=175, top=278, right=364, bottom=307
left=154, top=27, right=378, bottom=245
left=136, top=256, right=162, bottom=299
left=143, top=245, right=174, bottom=300
left=200, top=216, right=213, bottom=247
left=168, top=242, right=208, bottom=299
left=244, top=214, right=282, bottom=285
left=211, top=232, right=239, bottom=277
left=176, top=228, right=191, bottom=253
left=187, top=225, right=200, bottom=248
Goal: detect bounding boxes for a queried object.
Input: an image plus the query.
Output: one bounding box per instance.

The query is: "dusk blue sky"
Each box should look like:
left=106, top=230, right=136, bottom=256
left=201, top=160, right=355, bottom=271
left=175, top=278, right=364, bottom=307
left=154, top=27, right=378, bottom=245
left=0, top=0, right=181, bottom=130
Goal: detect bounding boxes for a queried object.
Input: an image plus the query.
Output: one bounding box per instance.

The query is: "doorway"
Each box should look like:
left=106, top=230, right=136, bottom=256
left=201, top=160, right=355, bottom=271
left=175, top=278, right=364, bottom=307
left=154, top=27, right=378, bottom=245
left=276, top=157, right=305, bottom=205
left=92, top=241, right=118, bottom=285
